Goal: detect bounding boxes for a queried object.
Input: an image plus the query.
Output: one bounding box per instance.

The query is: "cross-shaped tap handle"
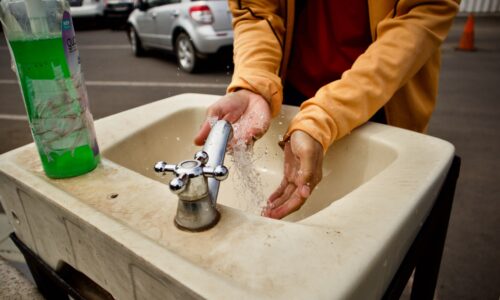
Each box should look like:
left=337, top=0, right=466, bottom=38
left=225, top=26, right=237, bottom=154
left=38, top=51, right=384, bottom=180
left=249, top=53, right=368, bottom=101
left=154, top=151, right=228, bottom=196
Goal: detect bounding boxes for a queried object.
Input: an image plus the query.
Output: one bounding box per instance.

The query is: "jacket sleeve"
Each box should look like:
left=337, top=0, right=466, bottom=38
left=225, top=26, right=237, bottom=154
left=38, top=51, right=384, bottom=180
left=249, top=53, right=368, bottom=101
left=283, top=0, right=459, bottom=152
left=226, top=0, right=286, bottom=116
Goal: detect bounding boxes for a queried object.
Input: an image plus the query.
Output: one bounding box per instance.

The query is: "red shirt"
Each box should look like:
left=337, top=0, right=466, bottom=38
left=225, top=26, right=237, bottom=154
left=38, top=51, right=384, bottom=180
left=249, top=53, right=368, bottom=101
left=286, top=0, right=372, bottom=99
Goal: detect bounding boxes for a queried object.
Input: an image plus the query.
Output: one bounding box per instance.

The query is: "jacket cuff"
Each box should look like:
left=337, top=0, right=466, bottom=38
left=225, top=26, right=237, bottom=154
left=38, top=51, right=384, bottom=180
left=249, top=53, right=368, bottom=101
left=281, top=103, right=339, bottom=153
left=227, top=70, right=283, bottom=118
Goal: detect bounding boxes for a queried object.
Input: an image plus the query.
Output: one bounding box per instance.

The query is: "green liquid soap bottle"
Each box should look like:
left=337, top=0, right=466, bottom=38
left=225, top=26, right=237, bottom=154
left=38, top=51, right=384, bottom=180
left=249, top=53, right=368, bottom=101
left=1, top=0, right=100, bottom=178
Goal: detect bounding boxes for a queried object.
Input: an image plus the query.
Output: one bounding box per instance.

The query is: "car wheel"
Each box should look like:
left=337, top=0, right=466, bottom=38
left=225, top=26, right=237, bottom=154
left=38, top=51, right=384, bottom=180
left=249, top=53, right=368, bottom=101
left=176, top=32, right=198, bottom=73
left=129, top=27, right=145, bottom=57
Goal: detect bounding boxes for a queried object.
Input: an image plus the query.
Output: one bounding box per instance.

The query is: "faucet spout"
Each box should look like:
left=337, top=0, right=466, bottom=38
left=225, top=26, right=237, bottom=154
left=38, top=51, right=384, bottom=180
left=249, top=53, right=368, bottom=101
left=202, top=120, right=233, bottom=204
left=153, top=120, right=232, bottom=232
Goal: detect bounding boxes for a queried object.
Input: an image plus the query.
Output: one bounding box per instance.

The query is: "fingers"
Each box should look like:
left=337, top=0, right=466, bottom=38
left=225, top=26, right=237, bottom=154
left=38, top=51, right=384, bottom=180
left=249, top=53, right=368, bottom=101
left=263, top=131, right=324, bottom=219
left=194, top=120, right=213, bottom=146
left=267, top=177, right=288, bottom=203
left=193, top=101, right=224, bottom=145
left=266, top=189, right=306, bottom=219
left=246, top=125, right=266, bottom=143
left=268, top=183, right=296, bottom=209
left=231, top=110, right=270, bottom=146
left=194, top=90, right=271, bottom=147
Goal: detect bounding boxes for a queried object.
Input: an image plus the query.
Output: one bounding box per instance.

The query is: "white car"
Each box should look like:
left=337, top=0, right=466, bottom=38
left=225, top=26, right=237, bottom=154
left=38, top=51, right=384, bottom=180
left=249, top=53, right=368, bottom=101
left=127, top=0, right=233, bottom=72
left=69, top=0, right=134, bottom=22
left=68, top=0, right=105, bottom=19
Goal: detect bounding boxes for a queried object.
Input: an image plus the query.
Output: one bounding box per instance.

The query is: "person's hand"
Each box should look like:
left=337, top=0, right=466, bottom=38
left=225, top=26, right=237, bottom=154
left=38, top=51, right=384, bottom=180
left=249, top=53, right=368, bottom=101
left=194, top=89, right=271, bottom=147
left=263, top=130, right=324, bottom=219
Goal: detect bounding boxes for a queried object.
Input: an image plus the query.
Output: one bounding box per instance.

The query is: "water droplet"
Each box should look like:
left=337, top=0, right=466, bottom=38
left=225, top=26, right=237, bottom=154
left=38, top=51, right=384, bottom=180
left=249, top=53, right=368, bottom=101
left=278, top=134, right=283, bottom=142
left=278, top=121, right=283, bottom=125
left=176, top=137, right=180, bottom=141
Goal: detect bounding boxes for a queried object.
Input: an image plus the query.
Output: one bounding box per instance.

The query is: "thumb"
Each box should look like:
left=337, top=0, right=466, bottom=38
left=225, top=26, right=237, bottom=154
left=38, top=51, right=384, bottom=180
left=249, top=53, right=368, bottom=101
left=297, top=162, right=313, bottom=198
left=194, top=120, right=213, bottom=146
left=293, top=145, right=314, bottom=198
left=291, top=131, right=322, bottom=198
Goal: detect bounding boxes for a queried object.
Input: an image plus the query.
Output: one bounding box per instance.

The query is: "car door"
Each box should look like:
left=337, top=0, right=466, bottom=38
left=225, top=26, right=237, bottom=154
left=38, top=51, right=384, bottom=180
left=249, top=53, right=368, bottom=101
left=205, top=0, right=232, bottom=32
left=133, top=0, right=157, bottom=46
left=153, top=0, right=182, bottom=50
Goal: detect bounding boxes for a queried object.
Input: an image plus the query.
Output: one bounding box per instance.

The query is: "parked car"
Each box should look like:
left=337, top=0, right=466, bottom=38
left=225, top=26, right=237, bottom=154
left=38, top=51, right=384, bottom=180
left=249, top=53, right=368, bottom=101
left=69, top=0, right=134, bottom=23
left=68, top=0, right=105, bottom=19
left=127, top=0, right=233, bottom=73
left=107, top=0, right=134, bottom=20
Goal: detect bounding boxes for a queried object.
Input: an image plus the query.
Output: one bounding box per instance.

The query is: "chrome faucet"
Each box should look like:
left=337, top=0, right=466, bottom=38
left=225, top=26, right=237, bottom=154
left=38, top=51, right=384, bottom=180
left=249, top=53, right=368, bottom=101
left=154, top=120, right=232, bottom=232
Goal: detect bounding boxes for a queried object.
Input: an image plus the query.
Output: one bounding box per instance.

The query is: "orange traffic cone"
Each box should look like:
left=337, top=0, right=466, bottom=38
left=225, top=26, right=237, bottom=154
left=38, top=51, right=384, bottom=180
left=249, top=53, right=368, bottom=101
left=457, top=13, right=476, bottom=51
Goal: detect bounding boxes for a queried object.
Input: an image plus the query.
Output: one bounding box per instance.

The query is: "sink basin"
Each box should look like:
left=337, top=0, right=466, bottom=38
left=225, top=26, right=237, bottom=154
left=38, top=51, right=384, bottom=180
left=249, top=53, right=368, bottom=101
left=102, top=98, right=398, bottom=221
left=0, top=94, right=454, bottom=299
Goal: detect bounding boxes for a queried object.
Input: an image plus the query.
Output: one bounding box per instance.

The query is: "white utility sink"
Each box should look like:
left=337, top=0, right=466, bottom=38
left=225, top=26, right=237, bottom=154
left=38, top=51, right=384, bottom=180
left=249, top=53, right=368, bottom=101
left=0, top=94, right=455, bottom=299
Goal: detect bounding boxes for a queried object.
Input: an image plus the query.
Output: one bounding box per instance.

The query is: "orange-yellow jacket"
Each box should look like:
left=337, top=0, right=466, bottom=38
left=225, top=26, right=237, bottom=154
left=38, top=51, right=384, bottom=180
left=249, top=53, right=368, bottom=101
left=227, top=0, right=459, bottom=151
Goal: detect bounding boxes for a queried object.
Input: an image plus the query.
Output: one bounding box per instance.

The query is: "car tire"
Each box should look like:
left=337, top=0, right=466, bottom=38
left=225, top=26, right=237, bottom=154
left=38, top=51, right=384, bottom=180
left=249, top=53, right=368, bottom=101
left=129, top=27, right=145, bottom=57
left=175, top=32, right=199, bottom=73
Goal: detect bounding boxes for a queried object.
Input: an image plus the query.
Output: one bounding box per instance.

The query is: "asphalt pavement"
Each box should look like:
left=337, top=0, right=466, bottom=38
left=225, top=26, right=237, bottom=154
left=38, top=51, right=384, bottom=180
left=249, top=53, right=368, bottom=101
left=427, top=16, right=500, bottom=300
left=0, top=16, right=499, bottom=300
left=0, top=24, right=231, bottom=153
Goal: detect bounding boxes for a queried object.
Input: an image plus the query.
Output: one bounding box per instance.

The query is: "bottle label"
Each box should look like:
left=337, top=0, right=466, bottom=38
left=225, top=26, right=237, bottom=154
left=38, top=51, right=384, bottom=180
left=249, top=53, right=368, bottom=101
left=62, top=11, right=80, bottom=76
left=59, top=11, right=99, bottom=156
left=24, top=11, right=99, bottom=159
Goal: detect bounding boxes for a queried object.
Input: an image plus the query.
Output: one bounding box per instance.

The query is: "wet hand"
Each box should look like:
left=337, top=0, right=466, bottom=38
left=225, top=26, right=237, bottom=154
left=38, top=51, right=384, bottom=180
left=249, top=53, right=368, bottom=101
left=263, top=131, right=323, bottom=219
left=194, top=89, right=271, bottom=148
